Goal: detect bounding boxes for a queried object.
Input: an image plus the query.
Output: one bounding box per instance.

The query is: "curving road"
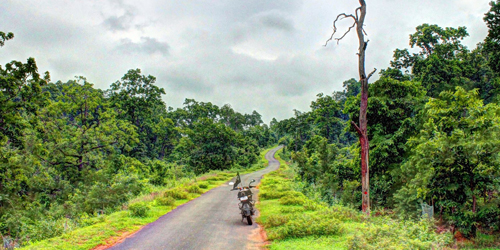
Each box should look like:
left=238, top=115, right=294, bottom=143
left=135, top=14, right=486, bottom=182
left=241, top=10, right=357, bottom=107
left=108, top=146, right=282, bottom=250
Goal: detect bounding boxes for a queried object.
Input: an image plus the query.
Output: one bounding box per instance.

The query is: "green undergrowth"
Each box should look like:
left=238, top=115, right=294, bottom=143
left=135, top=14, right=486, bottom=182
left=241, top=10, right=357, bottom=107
left=21, top=147, right=276, bottom=250
left=257, top=148, right=452, bottom=250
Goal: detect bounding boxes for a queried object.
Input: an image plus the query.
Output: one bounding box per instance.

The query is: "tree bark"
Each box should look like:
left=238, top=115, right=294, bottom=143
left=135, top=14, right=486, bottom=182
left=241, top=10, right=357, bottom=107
left=325, top=0, right=375, bottom=216
left=356, top=0, right=370, bottom=216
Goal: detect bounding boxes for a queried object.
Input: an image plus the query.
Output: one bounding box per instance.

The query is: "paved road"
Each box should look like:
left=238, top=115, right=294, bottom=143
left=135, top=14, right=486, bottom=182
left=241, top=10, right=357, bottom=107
left=109, top=146, right=282, bottom=250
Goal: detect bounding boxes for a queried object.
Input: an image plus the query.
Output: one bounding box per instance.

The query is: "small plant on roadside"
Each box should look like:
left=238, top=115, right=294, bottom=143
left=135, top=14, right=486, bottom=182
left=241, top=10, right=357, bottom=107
left=128, top=202, right=150, bottom=217
left=303, top=200, right=322, bottom=211
left=280, top=206, right=305, bottom=213
left=186, top=185, right=202, bottom=194
left=279, top=191, right=307, bottom=206
left=198, top=183, right=208, bottom=189
left=163, top=188, right=189, bottom=200
left=264, top=214, right=290, bottom=227
left=267, top=213, right=343, bottom=240
left=155, top=196, right=176, bottom=207
left=259, top=190, right=286, bottom=200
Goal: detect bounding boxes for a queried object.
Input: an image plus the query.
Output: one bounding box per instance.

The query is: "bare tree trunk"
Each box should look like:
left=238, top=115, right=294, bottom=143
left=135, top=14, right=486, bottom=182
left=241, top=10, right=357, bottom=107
left=356, top=0, right=370, bottom=216
left=325, top=0, right=376, bottom=216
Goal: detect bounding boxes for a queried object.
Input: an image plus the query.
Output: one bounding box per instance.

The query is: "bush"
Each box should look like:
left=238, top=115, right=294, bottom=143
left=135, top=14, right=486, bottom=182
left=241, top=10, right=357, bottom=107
left=78, top=213, right=106, bottom=227
left=279, top=196, right=306, bottom=206
left=155, top=196, right=175, bottom=207
left=205, top=176, right=227, bottom=181
left=198, top=183, right=208, bottom=189
left=267, top=213, right=343, bottom=240
left=341, top=180, right=361, bottom=207
left=279, top=191, right=307, bottom=206
left=128, top=202, right=150, bottom=217
left=303, top=200, right=321, bottom=211
left=259, top=190, right=286, bottom=200
left=163, top=188, right=189, bottom=200
left=264, top=214, right=290, bottom=227
left=186, top=185, right=202, bottom=194
left=280, top=206, right=305, bottom=214
left=477, top=203, right=500, bottom=233
left=346, top=218, right=452, bottom=249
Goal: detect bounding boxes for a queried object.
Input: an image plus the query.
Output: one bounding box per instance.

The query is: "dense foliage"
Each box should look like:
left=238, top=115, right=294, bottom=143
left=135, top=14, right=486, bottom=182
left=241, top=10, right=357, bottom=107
left=0, top=35, right=276, bottom=245
left=272, top=1, right=500, bottom=242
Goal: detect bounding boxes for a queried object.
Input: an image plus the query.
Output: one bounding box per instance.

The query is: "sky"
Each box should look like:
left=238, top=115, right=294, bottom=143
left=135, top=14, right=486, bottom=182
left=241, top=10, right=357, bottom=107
left=0, top=0, right=493, bottom=123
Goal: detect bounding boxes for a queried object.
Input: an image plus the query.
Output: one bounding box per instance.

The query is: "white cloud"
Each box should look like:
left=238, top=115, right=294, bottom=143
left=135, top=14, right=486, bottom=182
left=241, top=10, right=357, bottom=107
left=0, top=0, right=492, bottom=123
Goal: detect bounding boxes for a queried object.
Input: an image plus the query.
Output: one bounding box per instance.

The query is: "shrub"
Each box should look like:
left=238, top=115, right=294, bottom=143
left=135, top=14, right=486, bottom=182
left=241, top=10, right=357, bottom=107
left=206, top=176, right=226, bottom=181
left=155, top=196, right=175, bottom=207
left=260, top=190, right=298, bottom=200
left=78, top=213, right=106, bottom=227
left=163, top=188, right=189, bottom=200
left=186, top=185, right=202, bottom=194
left=279, top=196, right=306, bottom=206
left=198, top=183, right=208, bottom=189
left=279, top=191, right=307, bottom=206
left=128, top=202, right=150, bottom=217
left=267, top=213, right=343, bottom=240
left=259, top=190, right=286, bottom=200
left=280, top=206, right=305, bottom=214
left=264, top=214, right=290, bottom=227
left=346, top=218, right=452, bottom=249
left=303, top=200, right=321, bottom=211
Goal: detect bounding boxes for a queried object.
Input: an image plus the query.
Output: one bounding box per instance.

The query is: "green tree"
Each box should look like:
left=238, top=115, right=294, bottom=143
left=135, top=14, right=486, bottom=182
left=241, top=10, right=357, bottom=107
left=484, top=0, right=500, bottom=72
left=0, top=31, right=14, bottom=47
left=108, top=69, right=169, bottom=159
left=391, top=24, right=471, bottom=97
left=178, top=118, right=243, bottom=173
left=309, top=93, right=344, bottom=144
left=345, top=77, right=427, bottom=207
left=35, top=78, right=138, bottom=182
left=396, top=87, right=500, bottom=237
left=0, top=41, right=49, bottom=146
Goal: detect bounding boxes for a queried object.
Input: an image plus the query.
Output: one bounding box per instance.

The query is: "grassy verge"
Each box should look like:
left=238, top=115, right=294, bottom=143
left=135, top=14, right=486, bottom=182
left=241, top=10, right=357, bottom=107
left=21, top=146, right=276, bottom=250
left=257, top=148, right=452, bottom=250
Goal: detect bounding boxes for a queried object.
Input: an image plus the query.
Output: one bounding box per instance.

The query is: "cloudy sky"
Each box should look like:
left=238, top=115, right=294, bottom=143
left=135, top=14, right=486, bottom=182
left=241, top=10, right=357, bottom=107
left=0, top=0, right=492, bottom=123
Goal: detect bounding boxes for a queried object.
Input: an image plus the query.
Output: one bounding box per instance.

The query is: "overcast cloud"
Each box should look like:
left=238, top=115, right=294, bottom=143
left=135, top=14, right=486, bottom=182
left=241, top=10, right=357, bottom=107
left=0, top=0, right=491, bottom=123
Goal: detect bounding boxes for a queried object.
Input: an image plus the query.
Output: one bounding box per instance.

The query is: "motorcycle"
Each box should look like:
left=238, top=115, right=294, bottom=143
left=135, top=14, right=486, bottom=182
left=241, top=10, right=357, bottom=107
left=229, top=175, right=256, bottom=225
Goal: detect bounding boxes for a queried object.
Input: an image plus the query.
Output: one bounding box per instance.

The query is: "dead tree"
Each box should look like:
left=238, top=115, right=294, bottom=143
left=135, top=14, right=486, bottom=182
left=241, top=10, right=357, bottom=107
left=325, top=0, right=376, bottom=216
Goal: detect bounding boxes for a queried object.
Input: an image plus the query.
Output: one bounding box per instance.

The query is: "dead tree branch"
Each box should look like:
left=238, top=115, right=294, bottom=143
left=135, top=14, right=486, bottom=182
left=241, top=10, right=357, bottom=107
left=351, top=120, right=363, bottom=136
left=324, top=13, right=357, bottom=46
left=367, top=68, right=377, bottom=80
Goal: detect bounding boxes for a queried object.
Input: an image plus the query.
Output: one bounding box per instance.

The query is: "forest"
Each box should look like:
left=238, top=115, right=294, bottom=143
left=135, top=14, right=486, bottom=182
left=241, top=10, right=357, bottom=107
left=1, top=0, right=500, bottom=248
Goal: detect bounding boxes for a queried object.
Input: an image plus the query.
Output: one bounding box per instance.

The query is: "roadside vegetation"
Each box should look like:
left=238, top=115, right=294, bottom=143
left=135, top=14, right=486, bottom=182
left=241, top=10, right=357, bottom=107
left=269, top=2, right=500, bottom=247
left=258, top=149, right=452, bottom=249
left=18, top=148, right=272, bottom=250
left=0, top=30, right=277, bottom=248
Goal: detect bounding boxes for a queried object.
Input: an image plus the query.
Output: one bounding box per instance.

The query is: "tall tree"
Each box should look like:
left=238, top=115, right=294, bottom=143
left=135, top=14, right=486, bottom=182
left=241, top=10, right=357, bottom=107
left=395, top=87, right=500, bottom=237
left=36, top=78, right=137, bottom=182
left=484, top=0, right=500, bottom=72
left=391, top=24, right=470, bottom=97
left=0, top=32, right=49, bottom=147
left=108, top=69, right=168, bottom=159
left=325, top=0, right=376, bottom=215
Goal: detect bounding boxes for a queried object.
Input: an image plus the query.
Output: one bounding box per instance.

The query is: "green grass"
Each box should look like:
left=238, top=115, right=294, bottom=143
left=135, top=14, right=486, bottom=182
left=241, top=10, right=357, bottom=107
left=257, top=148, right=452, bottom=250
left=21, top=146, right=279, bottom=250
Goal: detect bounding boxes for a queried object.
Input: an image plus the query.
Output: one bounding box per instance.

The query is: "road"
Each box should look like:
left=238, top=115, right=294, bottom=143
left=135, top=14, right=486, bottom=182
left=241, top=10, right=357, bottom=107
left=108, top=146, right=282, bottom=250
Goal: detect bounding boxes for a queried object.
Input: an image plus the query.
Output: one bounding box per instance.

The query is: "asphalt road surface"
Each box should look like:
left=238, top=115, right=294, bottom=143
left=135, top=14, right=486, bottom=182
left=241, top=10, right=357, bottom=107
left=109, top=146, right=282, bottom=250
